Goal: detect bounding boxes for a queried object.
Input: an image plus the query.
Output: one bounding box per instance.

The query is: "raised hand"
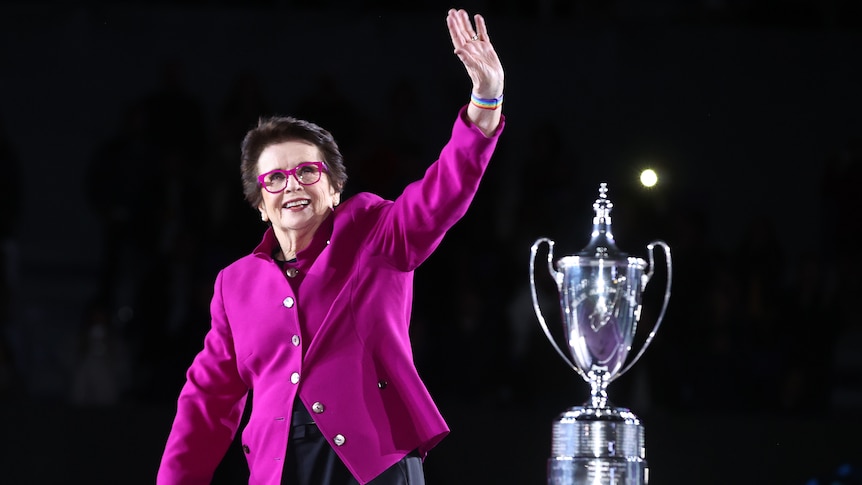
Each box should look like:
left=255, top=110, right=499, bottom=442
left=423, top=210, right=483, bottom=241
left=446, top=8, right=504, bottom=100
left=446, top=8, right=505, bottom=135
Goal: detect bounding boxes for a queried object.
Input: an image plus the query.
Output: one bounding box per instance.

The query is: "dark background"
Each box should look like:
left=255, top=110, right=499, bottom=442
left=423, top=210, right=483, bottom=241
left=1, top=1, right=862, bottom=484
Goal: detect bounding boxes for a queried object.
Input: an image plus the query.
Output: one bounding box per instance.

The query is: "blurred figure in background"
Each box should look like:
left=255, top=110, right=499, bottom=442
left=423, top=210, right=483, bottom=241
left=0, top=117, right=21, bottom=398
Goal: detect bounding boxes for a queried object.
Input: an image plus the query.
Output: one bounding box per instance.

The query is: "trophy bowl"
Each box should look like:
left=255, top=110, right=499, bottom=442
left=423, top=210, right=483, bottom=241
left=529, top=183, right=671, bottom=485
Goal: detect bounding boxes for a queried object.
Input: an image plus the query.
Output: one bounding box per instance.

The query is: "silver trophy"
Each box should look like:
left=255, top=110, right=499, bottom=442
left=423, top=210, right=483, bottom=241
left=529, top=183, right=672, bottom=485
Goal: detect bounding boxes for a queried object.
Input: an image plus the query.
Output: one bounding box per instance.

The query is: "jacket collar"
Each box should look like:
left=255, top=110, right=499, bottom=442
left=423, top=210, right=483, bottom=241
left=252, top=211, right=336, bottom=263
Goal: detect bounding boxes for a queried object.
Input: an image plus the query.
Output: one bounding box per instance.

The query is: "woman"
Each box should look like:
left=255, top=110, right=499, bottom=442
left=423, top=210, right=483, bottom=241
left=157, top=8, right=504, bottom=485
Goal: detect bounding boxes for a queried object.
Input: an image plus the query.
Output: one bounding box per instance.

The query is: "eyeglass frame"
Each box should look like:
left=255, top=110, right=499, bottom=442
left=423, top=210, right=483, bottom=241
left=257, top=161, right=329, bottom=193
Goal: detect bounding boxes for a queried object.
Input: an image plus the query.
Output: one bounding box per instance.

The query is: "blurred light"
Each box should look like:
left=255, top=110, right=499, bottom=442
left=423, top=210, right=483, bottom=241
left=640, top=168, right=658, bottom=188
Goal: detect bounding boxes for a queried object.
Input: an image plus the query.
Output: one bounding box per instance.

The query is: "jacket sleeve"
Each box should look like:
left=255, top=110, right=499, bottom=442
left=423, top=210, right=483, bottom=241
left=374, top=105, right=505, bottom=271
left=157, top=270, right=249, bottom=485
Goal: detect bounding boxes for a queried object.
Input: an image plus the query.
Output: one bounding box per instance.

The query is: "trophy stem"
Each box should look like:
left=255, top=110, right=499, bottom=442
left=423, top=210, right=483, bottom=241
left=588, top=369, right=611, bottom=409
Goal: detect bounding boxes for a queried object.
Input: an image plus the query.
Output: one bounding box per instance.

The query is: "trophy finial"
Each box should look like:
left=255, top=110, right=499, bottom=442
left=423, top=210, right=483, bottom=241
left=583, top=182, right=623, bottom=258
left=593, top=182, right=613, bottom=228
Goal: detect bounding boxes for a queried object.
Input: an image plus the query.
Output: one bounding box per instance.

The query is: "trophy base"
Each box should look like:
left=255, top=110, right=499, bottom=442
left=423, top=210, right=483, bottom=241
left=548, top=405, right=648, bottom=485
left=549, top=457, right=647, bottom=485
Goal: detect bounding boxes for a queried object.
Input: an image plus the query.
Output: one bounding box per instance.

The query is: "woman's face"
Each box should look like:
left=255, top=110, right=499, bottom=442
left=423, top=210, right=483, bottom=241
left=256, top=140, right=340, bottom=237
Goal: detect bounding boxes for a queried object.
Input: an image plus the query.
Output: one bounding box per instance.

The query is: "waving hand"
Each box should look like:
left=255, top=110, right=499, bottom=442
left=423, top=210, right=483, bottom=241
left=446, top=9, right=505, bottom=135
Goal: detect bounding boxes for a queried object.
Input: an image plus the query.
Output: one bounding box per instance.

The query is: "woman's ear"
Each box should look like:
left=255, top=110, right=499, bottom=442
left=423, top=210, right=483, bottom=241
left=258, top=202, right=269, bottom=222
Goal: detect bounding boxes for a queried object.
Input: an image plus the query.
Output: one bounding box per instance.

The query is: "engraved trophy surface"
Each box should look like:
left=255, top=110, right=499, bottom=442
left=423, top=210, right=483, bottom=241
left=530, top=183, right=672, bottom=485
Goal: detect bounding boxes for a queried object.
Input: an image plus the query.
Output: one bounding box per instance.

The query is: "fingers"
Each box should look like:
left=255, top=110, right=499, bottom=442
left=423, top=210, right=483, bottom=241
left=446, top=10, right=463, bottom=48
left=474, top=14, right=490, bottom=42
left=461, top=10, right=479, bottom=42
left=447, top=8, right=481, bottom=47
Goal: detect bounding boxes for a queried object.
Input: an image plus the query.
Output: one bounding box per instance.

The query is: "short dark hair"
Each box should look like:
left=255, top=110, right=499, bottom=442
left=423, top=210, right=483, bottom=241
left=240, top=116, right=348, bottom=208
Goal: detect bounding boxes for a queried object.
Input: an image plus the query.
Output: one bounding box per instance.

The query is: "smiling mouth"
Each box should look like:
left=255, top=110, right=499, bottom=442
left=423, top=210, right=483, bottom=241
left=284, top=199, right=311, bottom=209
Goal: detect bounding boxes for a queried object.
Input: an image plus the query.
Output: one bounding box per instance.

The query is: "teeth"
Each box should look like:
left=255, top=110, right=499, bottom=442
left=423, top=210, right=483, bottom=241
left=285, top=200, right=310, bottom=209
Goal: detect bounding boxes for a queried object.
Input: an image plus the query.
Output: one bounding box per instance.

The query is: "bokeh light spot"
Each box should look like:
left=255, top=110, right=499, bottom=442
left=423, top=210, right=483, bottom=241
left=640, top=168, right=658, bottom=188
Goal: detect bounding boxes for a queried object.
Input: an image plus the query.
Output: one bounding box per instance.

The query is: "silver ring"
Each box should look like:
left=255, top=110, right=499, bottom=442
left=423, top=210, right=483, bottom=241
left=471, top=34, right=479, bottom=41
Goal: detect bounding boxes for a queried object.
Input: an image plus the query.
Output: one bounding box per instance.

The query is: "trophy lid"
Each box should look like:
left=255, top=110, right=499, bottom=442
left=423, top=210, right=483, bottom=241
left=577, top=182, right=629, bottom=259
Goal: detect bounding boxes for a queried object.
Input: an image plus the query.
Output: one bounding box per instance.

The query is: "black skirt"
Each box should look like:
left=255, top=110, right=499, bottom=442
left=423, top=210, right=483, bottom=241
left=282, top=398, right=425, bottom=485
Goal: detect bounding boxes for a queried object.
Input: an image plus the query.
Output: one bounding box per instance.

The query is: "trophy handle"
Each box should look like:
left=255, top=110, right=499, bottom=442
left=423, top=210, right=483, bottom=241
left=529, top=237, right=586, bottom=379
left=612, top=239, right=672, bottom=383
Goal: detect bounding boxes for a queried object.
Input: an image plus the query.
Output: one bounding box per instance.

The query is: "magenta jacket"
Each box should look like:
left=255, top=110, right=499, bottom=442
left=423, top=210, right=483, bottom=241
left=157, top=106, right=504, bottom=485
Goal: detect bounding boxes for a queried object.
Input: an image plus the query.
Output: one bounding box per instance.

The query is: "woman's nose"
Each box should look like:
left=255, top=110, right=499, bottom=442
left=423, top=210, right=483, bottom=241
left=285, top=173, right=303, bottom=191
